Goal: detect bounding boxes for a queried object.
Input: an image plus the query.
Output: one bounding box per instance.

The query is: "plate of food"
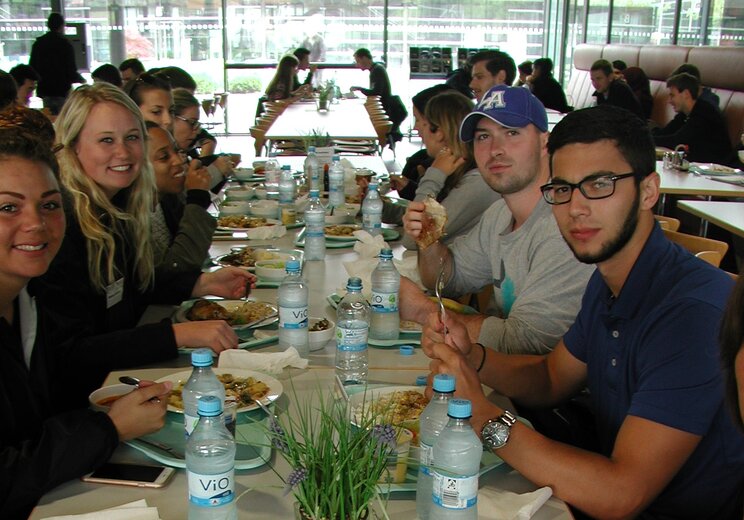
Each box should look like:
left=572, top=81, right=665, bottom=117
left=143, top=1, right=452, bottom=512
left=690, top=163, right=742, bottom=176
left=216, top=216, right=279, bottom=232
left=325, top=224, right=361, bottom=240
left=159, top=368, right=283, bottom=414
left=174, top=299, right=278, bottom=330
left=348, top=386, right=429, bottom=445
left=212, top=247, right=302, bottom=271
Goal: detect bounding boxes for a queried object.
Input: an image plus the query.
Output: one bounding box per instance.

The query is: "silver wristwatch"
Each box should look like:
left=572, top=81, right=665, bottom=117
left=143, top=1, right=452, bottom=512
left=481, top=410, right=517, bottom=450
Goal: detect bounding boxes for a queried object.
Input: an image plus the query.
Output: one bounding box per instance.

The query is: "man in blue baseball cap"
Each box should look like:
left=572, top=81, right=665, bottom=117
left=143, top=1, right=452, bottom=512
left=401, top=85, right=593, bottom=356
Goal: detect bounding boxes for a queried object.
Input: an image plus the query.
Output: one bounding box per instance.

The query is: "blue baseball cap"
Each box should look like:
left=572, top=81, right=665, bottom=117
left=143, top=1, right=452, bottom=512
left=459, top=85, right=548, bottom=141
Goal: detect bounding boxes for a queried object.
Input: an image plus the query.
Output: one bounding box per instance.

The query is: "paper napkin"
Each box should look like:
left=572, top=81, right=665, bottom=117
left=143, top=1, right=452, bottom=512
left=218, top=346, right=308, bottom=375
left=478, top=486, right=553, bottom=520
left=40, top=499, right=160, bottom=520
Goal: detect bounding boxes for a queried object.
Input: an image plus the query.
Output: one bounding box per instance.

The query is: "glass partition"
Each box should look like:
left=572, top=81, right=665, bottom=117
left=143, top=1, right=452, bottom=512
left=707, top=0, right=744, bottom=47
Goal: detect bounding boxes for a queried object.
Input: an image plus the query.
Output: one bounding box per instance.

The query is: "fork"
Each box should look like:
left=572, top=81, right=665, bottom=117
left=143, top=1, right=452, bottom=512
left=435, top=260, right=448, bottom=340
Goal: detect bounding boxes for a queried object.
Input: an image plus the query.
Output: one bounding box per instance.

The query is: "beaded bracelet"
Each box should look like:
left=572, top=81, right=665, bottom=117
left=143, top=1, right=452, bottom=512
left=476, top=342, right=487, bottom=372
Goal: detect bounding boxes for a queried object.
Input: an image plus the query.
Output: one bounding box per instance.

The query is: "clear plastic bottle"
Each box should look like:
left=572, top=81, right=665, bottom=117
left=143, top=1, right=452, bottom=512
left=362, top=182, right=383, bottom=236
left=416, top=374, right=456, bottom=520
left=183, top=349, right=226, bottom=438
left=278, top=259, right=309, bottom=358
left=304, top=189, right=326, bottom=261
left=369, top=248, right=400, bottom=340
left=304, top=146, right=320, bottom=191
left=264, top=153, right=280, bottom=199
left=186, top=395, right=237, bottom=520
left=430, top=399, right=481, bottom=520
left=335, top=277, right=370, bottom=385
left=328, top=155, right=345, bottom=208
left=278, top=165, right=296, bottom=224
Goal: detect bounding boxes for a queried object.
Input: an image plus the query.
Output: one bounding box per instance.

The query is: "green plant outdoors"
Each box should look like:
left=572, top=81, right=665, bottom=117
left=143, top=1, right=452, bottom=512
left=266, top=386, right=398, bottom=520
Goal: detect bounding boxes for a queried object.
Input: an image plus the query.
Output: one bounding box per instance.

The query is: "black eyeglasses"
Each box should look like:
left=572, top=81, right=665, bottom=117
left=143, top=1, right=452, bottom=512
left=540, top=172, right=638, bottom=205
left=174, top=114, right=201, bottom=129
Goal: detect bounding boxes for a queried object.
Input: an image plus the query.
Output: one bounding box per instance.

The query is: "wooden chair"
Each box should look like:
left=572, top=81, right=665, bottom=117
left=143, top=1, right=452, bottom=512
left=654, top=215, right=681, bottom=231
left=249, top=126, right=267, bottom=156
left=662, top=229, right=729, bottom=267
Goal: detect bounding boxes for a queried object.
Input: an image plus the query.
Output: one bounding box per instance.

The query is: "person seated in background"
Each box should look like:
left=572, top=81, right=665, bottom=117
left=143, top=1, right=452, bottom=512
left=0, top=129, right=172, bottom=519
left=611, top=59, right=627, bottom=78
left=652, top=73, right=732, bottom=163
left=350, top=47, right=391, bottom=100
left=146, top=121, right=215, bottom=272
left=31, top=84, right=254, bottom=397
left=389, top=84, right=452, bottom=200
left=91, top=63, right=123, bottom=88
left=0, top=70, right=18, bottom=110
left=423, top=105, right=744, bottom=519
left=266, top=54, right=300, bottom=101
left=590, top=59, right=644, bottom=118
left=392, top=90, right=500, bottom=249
left=8, top=64, right=38, bottom=106
left=401, top=85, right=593, bottom=354
left=444, top=65, right=473, bottom=99
left=468, top=50, right=516, bottom=101
left=118, top=58, right=145, bottom=83
left=622, top=66, right=653, bottom=120
left=721, top=274, right=744, bottom=430
left=528, top=57, right=571, bottom=113
left=292, top=47, right=317, bottom=93
left=171, top=88, right=234, bottom=190
left=123, top=71, right=173, bottom=129
left=672, top=63, right=720, bottom=112
left=0, top=103, right=56, bottom=151
left=516, top=60, right=532, bottom=87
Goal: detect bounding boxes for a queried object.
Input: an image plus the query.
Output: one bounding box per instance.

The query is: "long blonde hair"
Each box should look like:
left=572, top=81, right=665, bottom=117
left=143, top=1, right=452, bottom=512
left=54, top=83, right=156, bottom=292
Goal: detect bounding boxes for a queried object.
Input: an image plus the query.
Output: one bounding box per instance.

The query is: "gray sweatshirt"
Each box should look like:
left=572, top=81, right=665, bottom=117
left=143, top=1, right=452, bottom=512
left=447, top=199, right=594, bottom=354
left=399, top=166, right=501, bottom=250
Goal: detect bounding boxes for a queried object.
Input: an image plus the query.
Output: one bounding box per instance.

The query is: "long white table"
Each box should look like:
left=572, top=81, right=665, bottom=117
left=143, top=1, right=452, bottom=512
left=657, top=161, right=744, bottom=198
left=678, top=200, right=744, bottom=238
left=266, top=99, right=378, bottom=142
left=30, top=211, right=572, bottom=520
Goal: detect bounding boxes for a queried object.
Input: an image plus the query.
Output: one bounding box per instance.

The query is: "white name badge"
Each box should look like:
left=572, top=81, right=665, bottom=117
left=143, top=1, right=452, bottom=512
left=105, top=278, right=124, bottom=309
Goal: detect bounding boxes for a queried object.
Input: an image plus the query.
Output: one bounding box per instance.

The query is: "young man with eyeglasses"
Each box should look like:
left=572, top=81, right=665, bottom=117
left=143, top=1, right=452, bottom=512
left=422, top=105, right=744, bottom=518
left=401, top=85, right=593, bottom=356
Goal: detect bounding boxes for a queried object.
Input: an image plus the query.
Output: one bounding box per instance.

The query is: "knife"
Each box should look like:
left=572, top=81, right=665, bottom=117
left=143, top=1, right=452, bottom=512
left=132, top=438, right=185, bottom=459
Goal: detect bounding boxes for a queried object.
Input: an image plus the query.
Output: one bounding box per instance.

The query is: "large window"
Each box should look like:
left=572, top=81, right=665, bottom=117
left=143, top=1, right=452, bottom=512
left=708, top=0, right=744, bottom=46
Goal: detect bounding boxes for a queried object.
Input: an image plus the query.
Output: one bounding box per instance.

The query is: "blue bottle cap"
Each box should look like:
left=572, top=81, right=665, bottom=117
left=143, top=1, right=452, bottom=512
left=197, top=395, right=223, bottom=416
left=281, top=164, right=291, bottom=170
left=346, top=277, right=363, bottom=291
left=310, top=189, right=320, bottom=198
left=415, top=375, right=428, bottom=386
left=369, top=183, right=378, bottom=190
left=399, top=345, right=414, bottom=356
left=332, top=155, right=340, bottom=161
left=191, top=348, right=213, bottom=367
left=308, top=146, right=316, bottom=152
left=433, top=374, right=456, bottom=393
left=379, top=249, right=393, bottom=259
left=448, top=399, right=472, bottom=419
left=285, top=259, right=301, bottom=272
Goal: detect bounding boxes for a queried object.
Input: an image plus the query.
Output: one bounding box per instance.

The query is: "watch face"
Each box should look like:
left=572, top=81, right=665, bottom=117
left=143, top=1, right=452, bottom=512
left=483, top=419, right=510, bottom=449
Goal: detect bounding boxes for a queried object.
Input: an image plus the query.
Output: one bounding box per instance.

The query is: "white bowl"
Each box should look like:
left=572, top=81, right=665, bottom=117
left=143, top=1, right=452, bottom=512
left=233, top=167, right=255, bottom=181
left=251, top=200, right=279, bottom=218
left=219, top=201, right=250, bottom=216
left=89, top=383, right=133, bottom=413
left=309, top=317, right=335, bottom=351
left=254, top=259, right=287, bottom=281
left=253, top=187, right=268, bottom=200
left=325, top=212, right=353, bottom=225
left=225, top=187, right=254, bottom=201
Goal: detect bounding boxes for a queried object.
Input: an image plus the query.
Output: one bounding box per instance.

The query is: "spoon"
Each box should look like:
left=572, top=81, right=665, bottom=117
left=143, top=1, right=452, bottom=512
left=119, top=375, right=161, bottom=403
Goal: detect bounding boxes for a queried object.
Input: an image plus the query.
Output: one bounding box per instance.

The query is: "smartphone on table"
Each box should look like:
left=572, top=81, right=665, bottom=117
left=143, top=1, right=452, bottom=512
left=81, top=462, right=175, bottom=488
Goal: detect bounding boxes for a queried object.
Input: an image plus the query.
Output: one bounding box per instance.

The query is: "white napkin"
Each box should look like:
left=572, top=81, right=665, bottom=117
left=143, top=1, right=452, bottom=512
left=244, top=224, right=286, bottom=240
left=40, top=499, right=160, bottom=520
left=218, top=347, right=308, bottom=375
left=477, top=486, right=553, bottom=520
left=352, top=230, right=388, bottom=257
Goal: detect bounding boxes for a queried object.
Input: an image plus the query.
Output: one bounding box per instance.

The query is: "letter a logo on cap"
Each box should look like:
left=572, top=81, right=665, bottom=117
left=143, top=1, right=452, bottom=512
left=479, top=90, right=506, bottom=111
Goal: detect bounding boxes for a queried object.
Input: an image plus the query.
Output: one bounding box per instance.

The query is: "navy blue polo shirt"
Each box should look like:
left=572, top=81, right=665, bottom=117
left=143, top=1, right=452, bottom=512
left=564, top=224, right=744, bottom=518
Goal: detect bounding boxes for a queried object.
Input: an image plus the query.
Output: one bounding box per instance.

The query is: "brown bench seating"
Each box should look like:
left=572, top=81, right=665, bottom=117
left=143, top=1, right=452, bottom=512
left=566, top=44, right=744, bottom=150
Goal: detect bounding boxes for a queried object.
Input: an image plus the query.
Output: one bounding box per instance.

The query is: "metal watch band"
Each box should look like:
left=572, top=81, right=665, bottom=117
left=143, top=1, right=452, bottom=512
left=498, top=410, right=517, bottom=427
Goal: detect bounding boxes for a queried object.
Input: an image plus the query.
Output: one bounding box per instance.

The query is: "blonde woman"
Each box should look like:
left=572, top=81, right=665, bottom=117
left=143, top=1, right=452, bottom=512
left=32, top=83, right=254, bottom=358
left=400, top=91, right=500, bottom=250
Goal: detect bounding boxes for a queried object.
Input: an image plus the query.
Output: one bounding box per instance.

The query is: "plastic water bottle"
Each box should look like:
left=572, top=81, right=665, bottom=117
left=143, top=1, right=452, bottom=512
left=328, top=155, right=345, bottom=208
left=186, top=396, right=237, bottom=520
left=264, top=153, right=280, bottom=199
left=304, top=147, right=321, bottom=191
left=416, top=374, right=456, bottom=520
left=278, top=165, right=295, bottom=204
left=430, top=399, right=481, bottom=520
left=335, top=277, right=370, bottom=385
left=369, top=248, right=400, bottom=340
left=278, top=259, right=309, bottom=358
left=362, top=182, right=383, bottom=236
left=304, top=189, right=326, bottom=261
left=183, top=349, right=226, bottom=438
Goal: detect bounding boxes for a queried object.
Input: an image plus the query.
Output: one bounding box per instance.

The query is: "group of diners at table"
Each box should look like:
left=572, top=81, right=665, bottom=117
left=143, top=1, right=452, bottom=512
left=0, top=21, right=743, bottom=518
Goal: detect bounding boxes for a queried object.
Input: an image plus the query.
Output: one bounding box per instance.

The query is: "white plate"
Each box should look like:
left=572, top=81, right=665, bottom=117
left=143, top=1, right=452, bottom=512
left=348, top=386, right=427, bottom=429
left=212, top=248, right=300, bottom=271
left=399, top=320, right=422, bottom=333
left=173, top=299, right=278, bottom=330
left=216, top=218, right=281, bottom=232
left=324, top=224, right=361, bottom=240
left=158, top=368, right=283, bottom=413
left=691, top=162, right=742, bottom=175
